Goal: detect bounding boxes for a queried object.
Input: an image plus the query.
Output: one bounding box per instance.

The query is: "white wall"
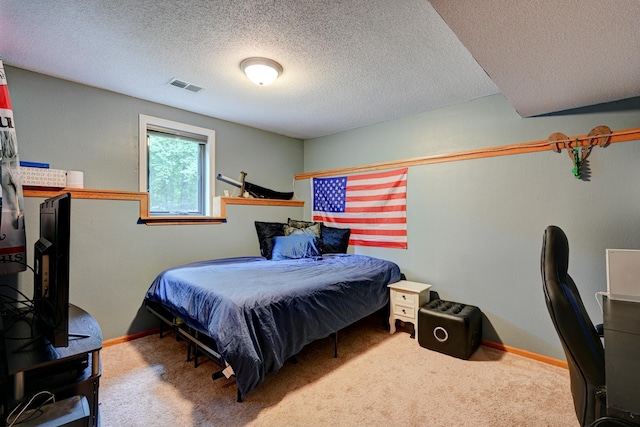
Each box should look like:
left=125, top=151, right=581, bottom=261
left=302, top=94, right=640, bottom=359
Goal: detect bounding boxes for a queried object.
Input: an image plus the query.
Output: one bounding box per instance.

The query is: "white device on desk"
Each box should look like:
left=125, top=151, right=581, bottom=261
left=606, top=249, right=640, bottom=302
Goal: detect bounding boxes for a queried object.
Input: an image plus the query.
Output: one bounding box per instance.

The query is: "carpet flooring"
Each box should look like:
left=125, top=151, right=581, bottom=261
left=99, top=316, right=578, bottom=426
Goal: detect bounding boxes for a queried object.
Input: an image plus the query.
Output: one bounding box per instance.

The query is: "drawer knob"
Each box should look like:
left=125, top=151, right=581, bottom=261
left=402, top=295, right=406, bottom=300
left=402, top=309, right=406, bottom=314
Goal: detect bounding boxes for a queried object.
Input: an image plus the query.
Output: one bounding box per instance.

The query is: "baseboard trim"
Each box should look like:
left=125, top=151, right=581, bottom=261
left=482, top=339, right=568, bottom=369
left=103, top=327, right=160, bottom=348
left=104, top=329, right=568, bottom=369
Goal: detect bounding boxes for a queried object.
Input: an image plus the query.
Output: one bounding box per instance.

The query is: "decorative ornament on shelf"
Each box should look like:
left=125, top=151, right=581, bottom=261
left=548, top=125, right=612, bottom=180
left=216, top=172, right=294, bottom=200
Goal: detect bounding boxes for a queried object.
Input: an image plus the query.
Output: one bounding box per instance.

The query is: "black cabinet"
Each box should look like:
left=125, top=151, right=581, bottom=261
left=2, top=304, right=102, bottom=426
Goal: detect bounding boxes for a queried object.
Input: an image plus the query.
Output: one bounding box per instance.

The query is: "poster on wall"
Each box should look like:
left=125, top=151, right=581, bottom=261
left=0, top=56, right=27, bottom=274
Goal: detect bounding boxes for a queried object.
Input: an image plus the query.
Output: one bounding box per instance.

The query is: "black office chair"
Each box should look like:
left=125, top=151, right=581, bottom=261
left=541, top=225, right=608, bottom=426
left=541, top=226, right=637, bottom=427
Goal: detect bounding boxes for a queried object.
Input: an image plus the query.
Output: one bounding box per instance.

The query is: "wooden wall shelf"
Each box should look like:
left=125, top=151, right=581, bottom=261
left=23, top=186, right=147, bottom=201
left=213, top=196, right=304, bottom=218
left=296, top=126, right=640, bottom=180
left=23, top=188, right=304, bottom=224
left=23, top=186, right=150, bottom=220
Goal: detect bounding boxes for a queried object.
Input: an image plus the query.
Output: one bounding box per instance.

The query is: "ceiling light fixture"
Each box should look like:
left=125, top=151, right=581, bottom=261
left=240, top=57, right=283, bottom=86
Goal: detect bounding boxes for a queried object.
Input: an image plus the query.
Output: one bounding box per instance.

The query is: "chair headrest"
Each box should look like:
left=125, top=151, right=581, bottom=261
left=543, top=225, right=569, bottom=282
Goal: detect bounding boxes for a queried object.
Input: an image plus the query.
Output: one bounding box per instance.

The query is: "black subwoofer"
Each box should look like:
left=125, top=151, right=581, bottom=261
left=418, top=299, right=482, bottom=360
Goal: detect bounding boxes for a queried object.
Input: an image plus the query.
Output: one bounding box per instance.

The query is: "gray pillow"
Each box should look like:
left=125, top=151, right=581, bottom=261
left=284, top=223, right=321, bottom=238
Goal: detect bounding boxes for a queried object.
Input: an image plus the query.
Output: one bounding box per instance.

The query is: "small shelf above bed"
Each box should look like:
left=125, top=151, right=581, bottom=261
left=213, top=196, right=304, bottom=217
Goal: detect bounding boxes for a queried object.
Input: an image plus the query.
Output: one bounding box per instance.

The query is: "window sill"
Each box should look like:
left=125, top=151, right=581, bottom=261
left=139, top=215, right=225, bottom=226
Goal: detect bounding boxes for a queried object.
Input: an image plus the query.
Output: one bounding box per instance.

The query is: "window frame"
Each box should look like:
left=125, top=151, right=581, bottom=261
left=139, top=114, right=215, bottom=217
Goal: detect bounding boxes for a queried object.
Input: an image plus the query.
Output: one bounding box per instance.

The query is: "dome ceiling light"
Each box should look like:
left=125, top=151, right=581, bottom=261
left=240, top=57, right=283, bottom=86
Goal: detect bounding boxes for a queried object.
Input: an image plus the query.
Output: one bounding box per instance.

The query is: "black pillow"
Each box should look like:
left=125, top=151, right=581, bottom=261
left=320, top=224, right=351, bottom=254
left=254, top=221, right=286, bottom=259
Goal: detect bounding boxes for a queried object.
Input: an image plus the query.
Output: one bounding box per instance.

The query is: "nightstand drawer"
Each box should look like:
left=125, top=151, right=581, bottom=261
left=393, top=304, right=415, bottom=319
left=393, top=291, right=417, bottom=305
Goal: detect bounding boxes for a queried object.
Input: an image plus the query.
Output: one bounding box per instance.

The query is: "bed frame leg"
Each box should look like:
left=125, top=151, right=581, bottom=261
left=193, top=345, right=200, bottom=367
left=159, top=322, right=166, bottom=338
left=187, top=342, right=201, bottom=367
left=185, top=329, right=201, bottom=367
left=333, top=331, right=338, bottom=358
left=211, top=372, right=243, bottom=402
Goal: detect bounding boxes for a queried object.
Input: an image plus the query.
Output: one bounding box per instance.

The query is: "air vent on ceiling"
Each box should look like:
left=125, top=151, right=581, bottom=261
left=167, top=78, right=203, bottom=93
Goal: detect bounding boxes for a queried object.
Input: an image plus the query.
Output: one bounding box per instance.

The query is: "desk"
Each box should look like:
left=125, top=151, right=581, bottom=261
left=2, top=304, right=102, bottom=426
left=603, top=296, right=640, bottom=424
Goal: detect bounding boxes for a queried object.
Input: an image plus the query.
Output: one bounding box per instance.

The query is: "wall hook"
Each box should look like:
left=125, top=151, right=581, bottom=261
left=587, top=125, right=612, bottom=147
left=548, top=132, right=567, bottom=153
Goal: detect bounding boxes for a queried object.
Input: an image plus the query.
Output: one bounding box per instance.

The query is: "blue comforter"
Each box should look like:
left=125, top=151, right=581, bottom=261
left=145, top=254, right=401, bottom=399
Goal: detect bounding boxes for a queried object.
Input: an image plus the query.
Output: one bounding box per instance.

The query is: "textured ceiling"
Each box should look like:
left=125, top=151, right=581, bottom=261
left=0, top=1, right=637, bottom=140
left=430, top=0, right=640, bottom=118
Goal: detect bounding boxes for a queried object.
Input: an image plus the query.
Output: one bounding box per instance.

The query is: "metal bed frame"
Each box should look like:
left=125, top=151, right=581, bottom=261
left=145, top=300, right=339, bottom=402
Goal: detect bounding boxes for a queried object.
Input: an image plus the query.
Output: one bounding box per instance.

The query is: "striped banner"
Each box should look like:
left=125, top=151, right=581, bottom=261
left=312, top=168, right=407, bottom=249
left=0, top=56, right=27, bottom=274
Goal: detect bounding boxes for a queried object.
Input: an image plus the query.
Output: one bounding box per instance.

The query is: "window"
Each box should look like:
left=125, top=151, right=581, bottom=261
left=139, top=115, right=215, bottom=216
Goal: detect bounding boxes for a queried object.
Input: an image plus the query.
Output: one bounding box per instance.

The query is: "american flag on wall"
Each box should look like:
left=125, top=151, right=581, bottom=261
left=312, top=168, right=408, bottom=249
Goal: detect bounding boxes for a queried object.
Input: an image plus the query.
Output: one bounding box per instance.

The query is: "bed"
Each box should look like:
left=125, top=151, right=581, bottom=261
left=144, top=252, right=401, bottom=401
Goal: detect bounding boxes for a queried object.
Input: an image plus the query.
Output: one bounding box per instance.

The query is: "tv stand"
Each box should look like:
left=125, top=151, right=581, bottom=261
left=2, top=304, right=102, bottom=426
left=12, top=331, right=92, bottom=353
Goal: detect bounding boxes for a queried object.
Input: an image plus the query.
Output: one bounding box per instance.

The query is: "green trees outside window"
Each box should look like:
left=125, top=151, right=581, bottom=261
left=147, top=131, right=204, bottom=215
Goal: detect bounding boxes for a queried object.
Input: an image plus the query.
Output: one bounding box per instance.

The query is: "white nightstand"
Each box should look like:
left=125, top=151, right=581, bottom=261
left=388, top=280, right=432, bottom=340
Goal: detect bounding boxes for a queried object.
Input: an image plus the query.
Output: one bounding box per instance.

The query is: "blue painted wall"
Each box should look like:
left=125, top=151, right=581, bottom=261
left=7, top=63, right=640, bottom=360
left=302, top=94, right=640, bottom=359
left=6, top=66, right=305, bottom=340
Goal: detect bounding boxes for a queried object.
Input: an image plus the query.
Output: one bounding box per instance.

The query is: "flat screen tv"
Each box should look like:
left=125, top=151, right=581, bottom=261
left=33, top=192, right=71, bottom=348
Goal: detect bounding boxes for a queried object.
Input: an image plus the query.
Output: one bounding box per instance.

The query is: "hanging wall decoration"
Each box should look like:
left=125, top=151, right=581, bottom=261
left=0, top=56, right=27, bottom=274
left=548, top=125, right=612, bottom=180
left=311, top=168, right=408, bottom=249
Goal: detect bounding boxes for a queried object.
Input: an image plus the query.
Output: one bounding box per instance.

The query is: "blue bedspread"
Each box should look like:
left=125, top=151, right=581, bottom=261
left=145, top=254, right=401, bottom=399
